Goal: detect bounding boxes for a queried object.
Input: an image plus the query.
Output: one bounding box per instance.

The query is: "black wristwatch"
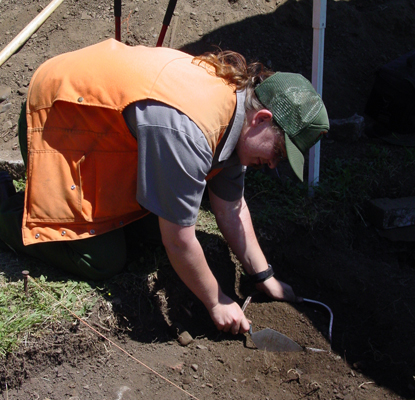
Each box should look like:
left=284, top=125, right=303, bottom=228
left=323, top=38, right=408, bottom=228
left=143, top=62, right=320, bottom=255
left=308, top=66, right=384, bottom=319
left=248, top=264, right=274, bottom=284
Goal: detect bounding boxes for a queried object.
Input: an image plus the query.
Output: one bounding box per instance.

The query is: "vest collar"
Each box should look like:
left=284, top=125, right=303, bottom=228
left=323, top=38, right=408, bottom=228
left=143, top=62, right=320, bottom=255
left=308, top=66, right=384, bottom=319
left=217, top=89, right=246, bottom=162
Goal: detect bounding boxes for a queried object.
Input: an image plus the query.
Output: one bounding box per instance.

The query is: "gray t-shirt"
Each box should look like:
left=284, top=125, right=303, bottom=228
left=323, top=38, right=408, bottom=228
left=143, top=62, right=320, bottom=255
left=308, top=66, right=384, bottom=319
left=122, top=90, right=246, bottom=226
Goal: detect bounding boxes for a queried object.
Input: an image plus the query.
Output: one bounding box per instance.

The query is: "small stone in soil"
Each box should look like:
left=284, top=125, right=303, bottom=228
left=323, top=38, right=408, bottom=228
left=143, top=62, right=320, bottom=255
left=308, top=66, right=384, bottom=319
left=178, top=331, right=193, bottom=346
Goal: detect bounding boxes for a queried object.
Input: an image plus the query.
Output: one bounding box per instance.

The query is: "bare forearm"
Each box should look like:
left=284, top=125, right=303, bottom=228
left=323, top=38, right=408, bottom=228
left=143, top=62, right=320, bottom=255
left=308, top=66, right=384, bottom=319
left=163, top=234, right=221, bottom=309
left=210, top=193, right=268, bottom=275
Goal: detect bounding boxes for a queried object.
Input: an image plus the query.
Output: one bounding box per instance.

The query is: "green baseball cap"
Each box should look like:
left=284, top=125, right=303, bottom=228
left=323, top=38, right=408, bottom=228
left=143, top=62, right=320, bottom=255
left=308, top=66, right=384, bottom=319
left=255, top=72, right=329, bottom=181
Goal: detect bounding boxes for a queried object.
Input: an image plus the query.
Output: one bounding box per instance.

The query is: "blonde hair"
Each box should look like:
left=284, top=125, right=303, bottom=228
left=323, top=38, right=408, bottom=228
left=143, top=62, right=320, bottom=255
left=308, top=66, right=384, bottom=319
left=193, top=50, right=287, bottom=159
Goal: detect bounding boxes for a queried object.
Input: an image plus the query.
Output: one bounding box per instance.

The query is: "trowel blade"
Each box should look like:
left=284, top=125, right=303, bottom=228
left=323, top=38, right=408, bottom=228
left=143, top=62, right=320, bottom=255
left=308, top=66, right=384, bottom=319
left=251, top=328, right=302, bottom=352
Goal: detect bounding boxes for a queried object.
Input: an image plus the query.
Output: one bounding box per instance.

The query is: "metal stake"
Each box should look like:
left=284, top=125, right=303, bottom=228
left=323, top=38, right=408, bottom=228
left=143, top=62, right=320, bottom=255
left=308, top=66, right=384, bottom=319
left=22, top=270, right=29, bottom=296
left=114, top=0, right=121, bottom=41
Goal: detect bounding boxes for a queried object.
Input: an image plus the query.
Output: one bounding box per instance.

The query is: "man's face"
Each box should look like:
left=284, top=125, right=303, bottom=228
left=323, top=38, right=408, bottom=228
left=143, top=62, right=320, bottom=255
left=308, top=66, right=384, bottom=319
left=236, top=112, right=285, bottom=169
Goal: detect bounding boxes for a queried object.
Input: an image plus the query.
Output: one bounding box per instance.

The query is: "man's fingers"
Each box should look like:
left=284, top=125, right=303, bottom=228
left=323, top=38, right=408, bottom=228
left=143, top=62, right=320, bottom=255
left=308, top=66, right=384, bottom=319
left=238, top=315, right=250, bottom=334
left=210, top=300, right=251, bottom=334
left=216, top=318, right=246, bottom=335
left=232, top=323, right=240, bottom=335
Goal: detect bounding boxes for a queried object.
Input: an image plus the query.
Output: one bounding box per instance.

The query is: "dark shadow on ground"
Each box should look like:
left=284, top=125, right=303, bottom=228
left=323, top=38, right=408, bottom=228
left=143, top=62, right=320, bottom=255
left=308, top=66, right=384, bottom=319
left=249, top=177, right=415, bottom=398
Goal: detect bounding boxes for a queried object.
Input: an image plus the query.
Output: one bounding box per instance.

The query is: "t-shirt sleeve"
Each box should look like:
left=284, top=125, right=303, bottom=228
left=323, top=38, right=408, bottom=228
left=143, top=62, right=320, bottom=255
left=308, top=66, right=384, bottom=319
left=123, top=100, right=213, bottom=226
left=207, top=162, right=246, bottom=202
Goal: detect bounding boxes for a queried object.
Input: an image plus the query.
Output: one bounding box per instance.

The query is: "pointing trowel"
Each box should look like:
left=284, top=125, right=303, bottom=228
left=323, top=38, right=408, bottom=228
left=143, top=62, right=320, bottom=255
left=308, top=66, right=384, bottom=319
left=242, top=295, right=302, bottom=352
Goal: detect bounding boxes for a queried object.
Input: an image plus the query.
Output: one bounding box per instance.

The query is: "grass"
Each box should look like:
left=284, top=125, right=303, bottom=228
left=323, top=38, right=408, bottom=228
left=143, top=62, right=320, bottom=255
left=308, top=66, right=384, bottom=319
left=196, top=208, right=222, bottom=236
left=12, top=177, right=26, bottom=192
left=244, top=142, right=414, bottom=231
left=0, top=272, right=97, bottom=357
left=3, top=176, right=103, bottom=355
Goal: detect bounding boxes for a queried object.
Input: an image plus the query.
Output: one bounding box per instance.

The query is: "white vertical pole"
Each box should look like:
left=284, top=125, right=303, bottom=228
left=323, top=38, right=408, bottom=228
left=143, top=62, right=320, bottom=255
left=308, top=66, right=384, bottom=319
left=308, top=0, right=327, bottom=191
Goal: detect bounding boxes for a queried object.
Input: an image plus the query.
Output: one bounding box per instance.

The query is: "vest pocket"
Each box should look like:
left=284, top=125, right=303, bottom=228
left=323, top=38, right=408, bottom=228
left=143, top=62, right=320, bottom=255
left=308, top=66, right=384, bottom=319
left=79, top=150, right=138, bottom=221
left=26, top=150, right=138, bottom=223
left=27, top=151, right=85, bottom=222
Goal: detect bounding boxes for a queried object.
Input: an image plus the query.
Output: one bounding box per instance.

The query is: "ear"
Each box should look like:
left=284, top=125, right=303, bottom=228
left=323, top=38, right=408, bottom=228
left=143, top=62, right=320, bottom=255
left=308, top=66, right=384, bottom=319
left=251, top=109, right=273, bottom=127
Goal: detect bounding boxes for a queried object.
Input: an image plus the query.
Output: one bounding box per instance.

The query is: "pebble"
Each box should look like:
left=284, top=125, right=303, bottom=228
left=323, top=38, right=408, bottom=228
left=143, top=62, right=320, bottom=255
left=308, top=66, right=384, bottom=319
left=191, top=364, right=198, bottom=371
left=81, top=11, right=92, bottom=20
left=178, top=331, right=193, bottom=346
left=0, top=103, right=11, bottom=113
left=17, top=88, right=28, bottom=96
left=0, top=86, right=11, bottom=102
left=2, top=120, right=12, bottom=129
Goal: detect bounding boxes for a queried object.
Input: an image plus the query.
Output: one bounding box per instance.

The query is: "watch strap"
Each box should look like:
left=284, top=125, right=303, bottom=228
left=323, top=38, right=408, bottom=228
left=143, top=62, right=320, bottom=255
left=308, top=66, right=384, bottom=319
left=249, top=264, right=274, bottom=284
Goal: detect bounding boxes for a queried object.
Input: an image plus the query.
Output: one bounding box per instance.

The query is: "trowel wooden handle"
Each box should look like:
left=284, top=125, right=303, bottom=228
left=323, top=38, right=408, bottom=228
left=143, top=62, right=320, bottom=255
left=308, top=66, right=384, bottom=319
left=241, top=295, right=252, bottom=312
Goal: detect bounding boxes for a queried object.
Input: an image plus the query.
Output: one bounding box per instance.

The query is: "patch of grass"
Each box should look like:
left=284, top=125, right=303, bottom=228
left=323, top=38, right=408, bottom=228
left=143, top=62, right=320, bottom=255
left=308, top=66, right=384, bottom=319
left=13, top=177, right=26, bottom=192
left=197, top=208, right=222, bottom=236
left=0, top=273, right=97, bottom=357
left=244, top=142, right=406, bottom=231
left=245, top=169, right=315, bottom=227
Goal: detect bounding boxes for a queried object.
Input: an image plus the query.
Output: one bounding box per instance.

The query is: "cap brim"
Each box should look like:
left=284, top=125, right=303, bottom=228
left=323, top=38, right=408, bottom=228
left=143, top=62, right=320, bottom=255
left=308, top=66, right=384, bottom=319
left=285, top=132, right=305, bottom=182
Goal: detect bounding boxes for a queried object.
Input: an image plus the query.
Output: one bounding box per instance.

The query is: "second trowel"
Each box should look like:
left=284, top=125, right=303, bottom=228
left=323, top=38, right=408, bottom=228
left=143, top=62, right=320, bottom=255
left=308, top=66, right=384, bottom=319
left=242, top=295, right=302, bottom=352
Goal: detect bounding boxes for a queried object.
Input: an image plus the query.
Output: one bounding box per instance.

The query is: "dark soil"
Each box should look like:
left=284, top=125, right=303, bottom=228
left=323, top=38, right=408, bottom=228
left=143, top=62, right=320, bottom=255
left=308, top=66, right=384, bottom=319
left=1, top=0, right=415, bottom=399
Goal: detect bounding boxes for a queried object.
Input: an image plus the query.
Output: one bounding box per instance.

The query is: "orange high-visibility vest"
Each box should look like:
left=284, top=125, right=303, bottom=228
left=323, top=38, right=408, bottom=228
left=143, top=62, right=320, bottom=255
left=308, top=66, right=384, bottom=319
left=23, top=39, right=236, bottom=245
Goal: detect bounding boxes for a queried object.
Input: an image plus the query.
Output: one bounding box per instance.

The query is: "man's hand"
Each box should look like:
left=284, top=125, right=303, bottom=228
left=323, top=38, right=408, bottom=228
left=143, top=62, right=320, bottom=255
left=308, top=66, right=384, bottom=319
left=208, top=292, right=251, bottom=335
left=256, top=277, right=303, bottom=303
